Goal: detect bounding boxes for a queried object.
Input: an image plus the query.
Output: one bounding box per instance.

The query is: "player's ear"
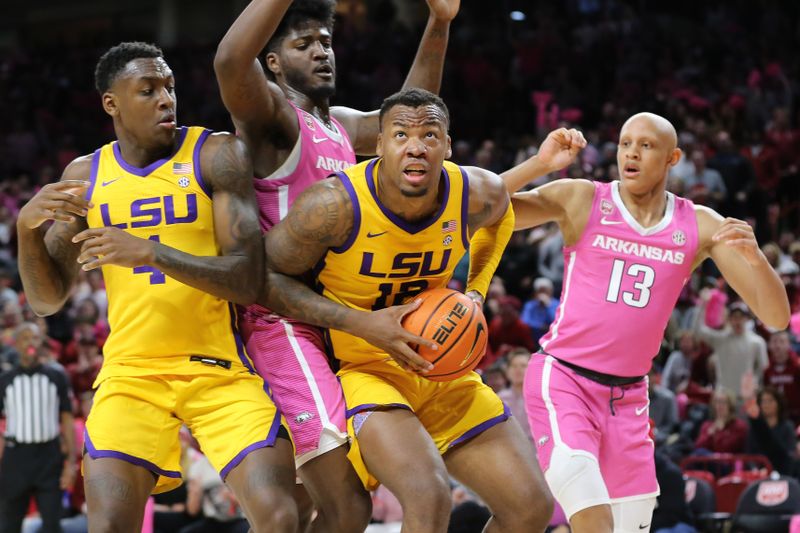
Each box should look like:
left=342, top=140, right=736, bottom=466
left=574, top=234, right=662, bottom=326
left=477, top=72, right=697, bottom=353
left=265, top=52, right=281, bottom=77
left=101, top=92, right=118, bottom=117
left=376, top=132, right=384, bottom=157
left=668, top=148, right=682, bottom=167
left=445, top=134, right=452, bottom=159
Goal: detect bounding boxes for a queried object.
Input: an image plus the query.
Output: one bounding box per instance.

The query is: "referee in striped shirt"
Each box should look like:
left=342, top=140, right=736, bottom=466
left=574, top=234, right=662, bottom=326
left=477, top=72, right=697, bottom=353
left=0, top=322, right=76, bottom=533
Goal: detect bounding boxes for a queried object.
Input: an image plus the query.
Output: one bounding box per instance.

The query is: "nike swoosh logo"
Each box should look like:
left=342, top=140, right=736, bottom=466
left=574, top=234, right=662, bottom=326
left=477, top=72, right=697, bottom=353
left=311, top=136, right=328, bottom=144
left=600, top=217, right=623, bottom=225
left=459, top=319, right=486, bottom=367
left=101, top=177, right=122, bottom=187
left=639, top=523, right=650, bottom=530
left=635, top=404, right=648, bottom=416
left=367, top=231, right=387, bottom=238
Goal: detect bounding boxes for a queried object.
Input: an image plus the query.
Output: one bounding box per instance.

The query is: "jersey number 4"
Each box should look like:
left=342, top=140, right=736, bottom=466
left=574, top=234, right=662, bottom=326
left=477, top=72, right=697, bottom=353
left=133, top=235, right=166, bottom=285
left=605, top=259, right=654, bottom=308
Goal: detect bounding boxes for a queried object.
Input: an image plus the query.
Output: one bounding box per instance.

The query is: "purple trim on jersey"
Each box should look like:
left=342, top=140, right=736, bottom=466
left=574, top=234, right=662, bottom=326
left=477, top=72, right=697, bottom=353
left=459, top=165, right=471, bottom=249
left=220, top=409, right=282, bottom=480
left=448, top=403, right=510, bottom=449
left=113, top=127, right=188, bottom=177
left=345, top=402, right=411, bottom=419
left=85, top=148, right=102, bottom=202
left=228, top=303, right=256, bottom=374
left=84, top=429, right=181, bottom=478
left=192, top=129, right=213, bottom=198
left=330, top=172, right=361, bottom=253
left=365, top=159, right=451, bottom=234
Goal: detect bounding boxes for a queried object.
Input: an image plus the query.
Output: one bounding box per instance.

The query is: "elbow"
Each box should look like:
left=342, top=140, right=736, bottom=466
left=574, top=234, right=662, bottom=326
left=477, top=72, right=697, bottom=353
left=764, top=312, right=791, bottom=331
left=27, top=299, right=61, bottom=318
left=213, top=46, right=239, bottom=77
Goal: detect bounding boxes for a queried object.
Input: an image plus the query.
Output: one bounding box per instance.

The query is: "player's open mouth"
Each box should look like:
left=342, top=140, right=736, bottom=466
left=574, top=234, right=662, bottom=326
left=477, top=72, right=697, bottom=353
left=623, top=164, right=640, bottom=177
left=403, top=165, right=427, bottom=184
left=315, top=65, right=333, bottom=79
left=158, top=114, right=176, bottom=129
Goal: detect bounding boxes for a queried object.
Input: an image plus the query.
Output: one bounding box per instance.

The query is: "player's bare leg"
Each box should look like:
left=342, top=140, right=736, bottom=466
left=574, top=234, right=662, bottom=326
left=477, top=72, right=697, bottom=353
left=83, top=456, right=157, bottom=533
left=569, top=505, right=613, bottom=533
left=444, top=418, right=553, bottom=532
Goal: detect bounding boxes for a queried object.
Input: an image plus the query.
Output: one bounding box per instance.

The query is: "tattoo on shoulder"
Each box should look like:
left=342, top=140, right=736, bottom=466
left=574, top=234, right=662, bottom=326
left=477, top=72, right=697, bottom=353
left=288, top=181, right=353, bottom=245
left=209, top=137, right=250, bottom=191
left=468, top=200, right=493, bottom=229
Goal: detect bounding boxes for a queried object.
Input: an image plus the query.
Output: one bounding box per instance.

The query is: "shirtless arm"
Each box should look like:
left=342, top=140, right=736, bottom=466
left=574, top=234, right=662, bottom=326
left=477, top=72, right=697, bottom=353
left=694, top=207, right=790, bottom=329
left=16, top=156, right=93, bottom=316
left=261, top=178, right=436, bottom=371
left=502, top=128, right=587, bottom=194
left=332, top=0, right=459, bottom=155
left=73, top=134, right=264, bottom=305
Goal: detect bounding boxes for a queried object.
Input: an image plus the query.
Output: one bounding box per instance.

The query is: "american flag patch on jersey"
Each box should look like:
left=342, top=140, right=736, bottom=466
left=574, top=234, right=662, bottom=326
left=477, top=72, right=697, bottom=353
left=173, top=162, right=193, bottom=174
left=441, top=220, right=457, bottom=233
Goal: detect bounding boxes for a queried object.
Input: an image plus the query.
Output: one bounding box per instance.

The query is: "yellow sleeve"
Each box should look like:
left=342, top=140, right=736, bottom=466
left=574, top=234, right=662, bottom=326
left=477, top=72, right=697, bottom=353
left=466, top=202, right=515, bottom=299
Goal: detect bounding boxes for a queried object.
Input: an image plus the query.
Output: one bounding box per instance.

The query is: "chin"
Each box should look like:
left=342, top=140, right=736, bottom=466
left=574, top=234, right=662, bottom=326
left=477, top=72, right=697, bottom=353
left=400, top=186, right=429, bottom=198
left=307, top=83, right=336, bottom=101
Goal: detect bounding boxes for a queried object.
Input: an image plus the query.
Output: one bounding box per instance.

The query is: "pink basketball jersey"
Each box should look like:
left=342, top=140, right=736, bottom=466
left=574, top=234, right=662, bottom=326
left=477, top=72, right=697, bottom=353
left=252, top=103, right=356, bottom=231
left=539, top=181, right=699, bottom=377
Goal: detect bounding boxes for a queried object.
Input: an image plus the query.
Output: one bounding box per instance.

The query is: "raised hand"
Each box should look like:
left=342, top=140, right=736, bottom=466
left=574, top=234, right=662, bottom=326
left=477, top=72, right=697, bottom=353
left=72, top=227, right=156, bottom=271
left=712, top=218, right=764, bottom=266
left=425, top=0, right=460, bottom=21
left=354, top=299, right=438, bottom=373
left=17, top=180, right=91, bottom=229
left=536, top=128, right=587, bottom=173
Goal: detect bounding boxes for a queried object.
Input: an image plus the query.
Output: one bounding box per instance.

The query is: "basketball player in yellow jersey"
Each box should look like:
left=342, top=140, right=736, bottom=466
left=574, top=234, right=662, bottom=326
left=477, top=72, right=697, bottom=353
left=259, top=88, right=574, bottom=533
left=16, top=43, right=297, bottom=532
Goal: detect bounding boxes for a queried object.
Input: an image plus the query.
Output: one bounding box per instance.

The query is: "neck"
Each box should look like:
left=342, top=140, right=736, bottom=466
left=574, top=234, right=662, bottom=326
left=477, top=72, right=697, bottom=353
left=618, top=179, right=668, bottom=227
left=115, top=128, right=174, bottom=168
left=511, top=383, right=523, bottom=393
left=282, top=83, right=330, bottom=124
left=376, top=162, right=441, bottom=222
left=766, top=414, right=779, bottom=426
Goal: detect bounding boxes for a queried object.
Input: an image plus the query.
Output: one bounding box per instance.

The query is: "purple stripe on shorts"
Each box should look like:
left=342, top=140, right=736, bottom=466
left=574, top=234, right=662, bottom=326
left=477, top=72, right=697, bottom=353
left=84, top=428, right=181, bottom=478
left=345, top=402, right=411, bottom=419
left=228, top=303, right=256, bottom=374
left=447, top=403, right=510, bottom=449
left=220, top=406, right=283, bottom=480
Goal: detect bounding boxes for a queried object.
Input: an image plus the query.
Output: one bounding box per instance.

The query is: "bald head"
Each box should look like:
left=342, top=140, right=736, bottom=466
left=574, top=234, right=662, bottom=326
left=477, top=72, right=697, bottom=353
left=621, top=113, right=678, bottom=151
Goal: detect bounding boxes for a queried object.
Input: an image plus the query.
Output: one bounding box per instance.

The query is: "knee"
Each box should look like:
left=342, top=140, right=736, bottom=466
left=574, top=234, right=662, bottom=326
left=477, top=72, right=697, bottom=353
left=497, top=481, right=555, bottom=531
left=325, top=488, right=372, bottom=532
left=398, top=470, right=452, bottom=526
left=87, top=511, right=127, bottom=533
left=247, top=493, right=299, bottom=533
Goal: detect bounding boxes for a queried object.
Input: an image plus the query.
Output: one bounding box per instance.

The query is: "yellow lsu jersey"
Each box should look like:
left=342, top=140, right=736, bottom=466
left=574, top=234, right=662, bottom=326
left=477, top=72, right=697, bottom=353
left=317, top=158, right=469, bottom=365
left=85, top=126, right=253, bottom=382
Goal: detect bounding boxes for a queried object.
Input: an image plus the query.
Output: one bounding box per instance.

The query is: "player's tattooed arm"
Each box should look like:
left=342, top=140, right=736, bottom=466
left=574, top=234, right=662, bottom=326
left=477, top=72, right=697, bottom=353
left=331, top=1, right=458, bottom=155
left=156, top=133, right=264, bottom=304
left=260, top=178, right=357, bottom=329
left=17, top=157, right=91, bottom=316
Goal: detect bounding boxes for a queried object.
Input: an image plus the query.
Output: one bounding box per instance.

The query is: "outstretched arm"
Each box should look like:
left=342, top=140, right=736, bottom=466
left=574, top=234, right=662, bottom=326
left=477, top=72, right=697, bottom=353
left=74, top=134, right=264, bottom=305
left=502, top=128, right=587, bottom=193
left=695, top=207, right=790, bottom=329
left=214, top=0, right=299, bottom=151
left=332, top=0, right=459, bottom=155
left=17, top=157, right=93, bottom=316
left=262, top=178, right=436, bottom=371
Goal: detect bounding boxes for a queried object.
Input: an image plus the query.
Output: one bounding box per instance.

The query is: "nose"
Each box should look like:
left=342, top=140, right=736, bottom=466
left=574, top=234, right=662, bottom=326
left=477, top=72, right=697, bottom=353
left=311, top=41, right=329, bottom=59
left=157, top=87, right=174, bottom=109
left=406, top=137, right=427, bottom=157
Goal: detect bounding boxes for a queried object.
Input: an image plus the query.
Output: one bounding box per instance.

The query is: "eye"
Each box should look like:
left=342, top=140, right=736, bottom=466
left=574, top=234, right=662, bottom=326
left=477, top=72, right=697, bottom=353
left=425, top=132, right=438, bottom=139
left=620, top=140, right=630, bottom=147
left=394, top=132, right=406, bottom=139
left=642, top=142, right=650, bottom=148
left=141, top=88, right=153, bottom=96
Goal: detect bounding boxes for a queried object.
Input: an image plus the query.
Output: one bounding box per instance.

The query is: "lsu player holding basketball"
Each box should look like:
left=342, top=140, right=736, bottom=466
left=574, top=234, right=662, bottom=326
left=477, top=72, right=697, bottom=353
left=16, top=43, right=297, bottom=532
left=506, top=113, right=790, bottom=533
left=260, top=88, right=583, bottom=533
left=214, top=0, right=458, bottom=529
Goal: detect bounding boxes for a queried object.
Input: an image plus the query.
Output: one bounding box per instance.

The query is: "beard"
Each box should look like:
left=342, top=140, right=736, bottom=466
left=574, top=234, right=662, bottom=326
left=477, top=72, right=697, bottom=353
left=284, top=68, right=336, bottom=101
left=400, top=186, right=429, bottom=198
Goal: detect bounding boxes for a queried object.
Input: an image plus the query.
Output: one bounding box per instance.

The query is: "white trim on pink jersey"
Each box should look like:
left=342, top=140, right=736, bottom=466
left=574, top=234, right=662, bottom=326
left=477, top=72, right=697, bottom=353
left=541, top=251, right=577, bottom=350
left=541, top=356, right=596, bottom=462
left=611, top=181, right=676, bottom=236
left=278, top=184, right=289, bottom=221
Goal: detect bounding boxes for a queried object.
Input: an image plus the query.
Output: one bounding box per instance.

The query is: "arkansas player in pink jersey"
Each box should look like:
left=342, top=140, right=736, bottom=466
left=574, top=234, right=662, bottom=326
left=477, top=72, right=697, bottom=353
left=506, top=113, right=790, bottom=533
left=214, top=1, right=459, bottom=530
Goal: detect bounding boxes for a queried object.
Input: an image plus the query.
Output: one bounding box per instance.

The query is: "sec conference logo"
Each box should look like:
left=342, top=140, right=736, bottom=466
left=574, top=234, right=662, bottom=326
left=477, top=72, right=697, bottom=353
left=672, top=230, right=686, bottom=245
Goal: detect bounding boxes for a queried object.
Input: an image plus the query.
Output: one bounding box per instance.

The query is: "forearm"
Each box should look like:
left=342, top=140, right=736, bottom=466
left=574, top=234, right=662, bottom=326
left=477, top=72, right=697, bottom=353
left=261, top=270, right=367, bottom=334
left=215, top=0, right=292, bottom=70
left=17, top=226, right=72, bottom=316
left=153, top=244, right=263, bottom=305
left=467, top=204, right=514, bottom=298
left=60, top=412, right=76, bottom=462
left=502, top=155, right=555, bottom=194
left=747, top=260, right=790, bottom=328
left=402, top=16, right=450, bottom=94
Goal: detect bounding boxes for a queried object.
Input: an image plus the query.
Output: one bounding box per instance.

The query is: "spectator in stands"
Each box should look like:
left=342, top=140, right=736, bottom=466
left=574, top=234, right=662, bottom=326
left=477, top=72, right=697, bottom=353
left=536, top=224, right=564, bottom=297
left=520, top=277, right=559, bottom=344
left=649, top=368, right=679, bottom=448
left=745, top=387, right=797, bottom=474
left=662, top=330, right=699, bottom=393
left=487, top=296, right=535, bottom=363
left=695, top=388, right=748, bottom=454
left=651, top=451, right=695, bottom=533
left=66, top=334, right=102, bottom=400
left=764, top=330, right=800, bottom=423
left=683, top=149, right=727, bottom=210
left=480, top=363, right=508, bottom=394
left=498, top=349, right=533, bottom=444
left=695, top=298, right=769, bottom=399
left=708, top=130, right=756, bottom=219
left=183, top=451, right=249, bottom=533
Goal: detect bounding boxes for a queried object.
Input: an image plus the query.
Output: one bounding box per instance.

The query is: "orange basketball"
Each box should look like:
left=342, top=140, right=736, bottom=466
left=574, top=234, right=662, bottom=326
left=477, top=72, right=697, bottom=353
left=401, top=288, right=488, bottom=381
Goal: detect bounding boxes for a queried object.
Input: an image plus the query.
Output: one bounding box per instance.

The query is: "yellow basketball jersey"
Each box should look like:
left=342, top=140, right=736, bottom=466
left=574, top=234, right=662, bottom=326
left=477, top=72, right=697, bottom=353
left=85, top=126, right=253, bottom=381
left=317, top=158, right=469, bottom=365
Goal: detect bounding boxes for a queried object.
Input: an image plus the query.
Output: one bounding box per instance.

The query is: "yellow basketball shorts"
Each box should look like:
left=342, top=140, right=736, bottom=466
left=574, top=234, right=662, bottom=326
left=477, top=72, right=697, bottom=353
left=84, top=371, right=289, bottom=493
left=339, top=360, right=509, bottom=490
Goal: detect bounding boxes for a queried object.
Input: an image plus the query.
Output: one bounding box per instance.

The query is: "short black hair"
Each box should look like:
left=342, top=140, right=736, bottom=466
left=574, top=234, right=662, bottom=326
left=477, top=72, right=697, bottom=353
left=94, top=41, right=164, bottom=93
left=266, top=0, right=336, bottom=53
left=379, top=88, right=450, bottom=130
